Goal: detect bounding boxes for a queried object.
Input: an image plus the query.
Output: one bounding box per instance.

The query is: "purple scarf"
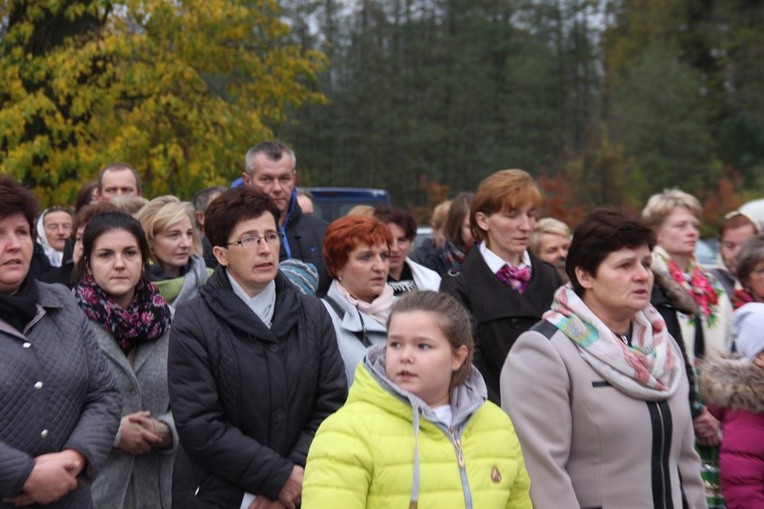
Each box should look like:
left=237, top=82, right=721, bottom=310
left=73, top=274, right=172, bottom=353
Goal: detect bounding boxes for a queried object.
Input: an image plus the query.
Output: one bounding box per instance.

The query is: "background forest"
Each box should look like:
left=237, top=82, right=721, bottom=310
left=2, top=0, right=763, bottom=230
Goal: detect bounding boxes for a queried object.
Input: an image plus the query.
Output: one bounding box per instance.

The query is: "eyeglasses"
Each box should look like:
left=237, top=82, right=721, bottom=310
left=227, top=232, right=280, bottom=249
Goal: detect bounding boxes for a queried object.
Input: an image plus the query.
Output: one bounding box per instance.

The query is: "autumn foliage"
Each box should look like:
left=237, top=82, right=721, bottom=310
left=0, top=0, right=326, bottom=206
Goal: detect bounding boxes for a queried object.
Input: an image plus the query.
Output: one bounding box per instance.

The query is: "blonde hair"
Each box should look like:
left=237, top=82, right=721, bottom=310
left=110, top=195, right=149, bottom=217
left=345, top=204, right=375, bottom=217
left=529, top=217, right=571, bottom=254
left=137, top=195, right=201, bottom=263
left=641, top=188, right=702, bottom=231
left=431, top=200, right=452, bottom=231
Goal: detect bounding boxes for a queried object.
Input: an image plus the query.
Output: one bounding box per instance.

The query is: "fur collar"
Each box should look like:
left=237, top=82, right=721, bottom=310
left=651, top=267, right=701, bottom=316
left=699, top=353, right=764, bottom=414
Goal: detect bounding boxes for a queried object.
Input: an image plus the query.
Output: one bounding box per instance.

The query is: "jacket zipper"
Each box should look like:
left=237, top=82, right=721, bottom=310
left=446, top=425, right=472, bottom=509
left=656, top=403, right=669, bottom=509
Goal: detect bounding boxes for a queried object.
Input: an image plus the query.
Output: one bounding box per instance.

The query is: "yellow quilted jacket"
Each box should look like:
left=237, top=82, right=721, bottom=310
left=303, top=346, right=532, bottom=509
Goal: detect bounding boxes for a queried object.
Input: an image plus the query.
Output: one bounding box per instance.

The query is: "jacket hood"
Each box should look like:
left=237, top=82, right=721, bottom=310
left=200, top=266, right=300, bottom=341
left=699, top=353, right=764, bottom=414
left=361, top=343, right=487, bottom=428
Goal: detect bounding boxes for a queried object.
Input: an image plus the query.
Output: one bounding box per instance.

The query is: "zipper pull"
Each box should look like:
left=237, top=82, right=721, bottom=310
left=450, top=427, right=465, bottom=467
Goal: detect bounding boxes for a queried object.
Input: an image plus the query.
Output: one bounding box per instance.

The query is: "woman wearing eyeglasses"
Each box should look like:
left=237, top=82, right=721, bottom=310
left=167, top=186, right=347, bottom=509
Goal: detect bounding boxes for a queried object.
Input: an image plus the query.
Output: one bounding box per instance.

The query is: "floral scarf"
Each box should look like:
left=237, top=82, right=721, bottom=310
left=73, top=274, right=172, bottom=353
left=544, top=284, right=682, bottom=399
left=653, top=246, right=723, bottom=327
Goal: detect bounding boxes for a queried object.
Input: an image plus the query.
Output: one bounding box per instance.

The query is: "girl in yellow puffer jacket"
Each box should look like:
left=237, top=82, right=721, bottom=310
left=303, top=290, right=531, bottom=509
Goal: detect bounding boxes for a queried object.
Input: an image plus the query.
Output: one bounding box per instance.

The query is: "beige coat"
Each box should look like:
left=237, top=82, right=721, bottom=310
left=501, top=321, right=708, bottom=509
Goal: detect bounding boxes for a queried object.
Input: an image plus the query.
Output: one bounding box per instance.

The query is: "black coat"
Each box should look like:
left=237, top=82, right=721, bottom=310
left=168, top=268, right=347, bottom=508
left=651, top=270, right=703, bottom=418
left=409, top=238, right=447, bottom=276
left=281, top=202, right=330, bottom=295
left=440, top=249, right=561, bottom=403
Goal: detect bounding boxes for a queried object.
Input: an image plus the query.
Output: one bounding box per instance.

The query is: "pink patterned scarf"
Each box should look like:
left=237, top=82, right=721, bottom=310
left=544, top=284, right=682, bottom=399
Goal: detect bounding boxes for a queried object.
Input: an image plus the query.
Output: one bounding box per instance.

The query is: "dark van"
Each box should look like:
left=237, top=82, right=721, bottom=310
left=306, top=187, right=391, bottom=222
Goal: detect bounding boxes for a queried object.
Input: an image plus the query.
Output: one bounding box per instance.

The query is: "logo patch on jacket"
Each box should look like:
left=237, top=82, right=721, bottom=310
left=491, top=466, right=502, bottom=483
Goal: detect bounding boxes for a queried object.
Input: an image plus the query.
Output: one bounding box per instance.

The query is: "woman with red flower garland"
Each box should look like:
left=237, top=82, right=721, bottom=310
left=643, top=188, right=733, bottom=509
left=72, top=211, right=176, bottom=508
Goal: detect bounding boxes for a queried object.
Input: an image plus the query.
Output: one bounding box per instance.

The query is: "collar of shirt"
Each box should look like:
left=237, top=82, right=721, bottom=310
left=226, top=271, right=276, bottom=328
left=478, top=241, right=531, bottom=274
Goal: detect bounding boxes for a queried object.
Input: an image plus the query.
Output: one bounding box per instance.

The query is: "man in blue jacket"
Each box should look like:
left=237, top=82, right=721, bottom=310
left=242, top=140, right=330, bottom=294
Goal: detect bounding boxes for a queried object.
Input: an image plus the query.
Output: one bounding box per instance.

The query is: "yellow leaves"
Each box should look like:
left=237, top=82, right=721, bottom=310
left=1, top=0, right=327, bottom=204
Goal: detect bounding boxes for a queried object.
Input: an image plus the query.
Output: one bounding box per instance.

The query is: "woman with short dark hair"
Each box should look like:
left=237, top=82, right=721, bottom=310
left=502, top=208, right=706, bottom=508
left=373, top=205, right=441, bottom=296
left=168, top=186, right=346, bottom=509
left=0, top=176, right=121, bottom=508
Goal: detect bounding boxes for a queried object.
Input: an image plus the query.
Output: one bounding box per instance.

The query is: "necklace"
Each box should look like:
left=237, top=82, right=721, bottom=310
left=612, top=325, right=632, bottom=346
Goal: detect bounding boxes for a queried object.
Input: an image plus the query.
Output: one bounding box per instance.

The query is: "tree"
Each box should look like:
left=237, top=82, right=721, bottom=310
left=0, top=0, right=326, bottom=205
left=607, top=42, right=717, bottom=193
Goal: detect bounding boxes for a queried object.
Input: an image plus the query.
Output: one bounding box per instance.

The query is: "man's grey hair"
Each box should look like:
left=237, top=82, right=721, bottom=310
left=244, top=140, right=297, bottom=176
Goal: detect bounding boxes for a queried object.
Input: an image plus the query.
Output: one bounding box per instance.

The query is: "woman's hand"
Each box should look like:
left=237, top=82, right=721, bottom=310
left=116, top=411, right=162, bottom=455
left=4, top=450, right=85, bottom=505
left=277, top=465, right=304, bottom=509
left=249, top=498, right=287, bottom=509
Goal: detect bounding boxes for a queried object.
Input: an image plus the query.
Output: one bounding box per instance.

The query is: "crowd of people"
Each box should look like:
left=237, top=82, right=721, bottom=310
left=0, top=138, right=762, bottom=509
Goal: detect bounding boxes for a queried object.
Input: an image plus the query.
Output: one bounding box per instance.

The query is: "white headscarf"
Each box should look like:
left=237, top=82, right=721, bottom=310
left=36, top=208, right=64, bottom=267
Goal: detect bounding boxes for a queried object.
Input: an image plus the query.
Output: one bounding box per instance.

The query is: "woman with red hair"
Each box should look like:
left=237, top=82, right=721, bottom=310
left=322, top=215, right=394, bottom=385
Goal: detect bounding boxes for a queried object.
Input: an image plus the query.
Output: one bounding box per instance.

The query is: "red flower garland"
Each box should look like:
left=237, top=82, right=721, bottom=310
left=667, top=260, right=720, bottom=325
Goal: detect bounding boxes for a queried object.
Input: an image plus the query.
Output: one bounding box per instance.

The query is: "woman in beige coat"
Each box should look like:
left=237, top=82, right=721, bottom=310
left=501, top=209, right=707, bottom=509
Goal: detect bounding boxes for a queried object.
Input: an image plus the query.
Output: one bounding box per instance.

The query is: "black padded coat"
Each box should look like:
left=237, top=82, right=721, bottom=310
left=168, top=268, right=347, bottom=508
